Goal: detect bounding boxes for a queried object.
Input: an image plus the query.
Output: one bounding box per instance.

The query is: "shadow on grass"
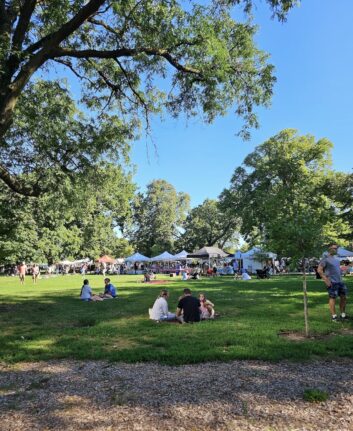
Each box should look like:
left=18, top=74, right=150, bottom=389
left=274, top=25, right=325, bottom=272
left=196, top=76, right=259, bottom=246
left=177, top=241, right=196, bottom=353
left=1, top=276, right=353, bottom=364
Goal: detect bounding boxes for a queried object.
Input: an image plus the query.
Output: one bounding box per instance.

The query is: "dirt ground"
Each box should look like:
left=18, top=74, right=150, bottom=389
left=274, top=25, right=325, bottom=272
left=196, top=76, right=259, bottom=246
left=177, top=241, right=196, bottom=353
left=1, top=359, right=353, bottom=431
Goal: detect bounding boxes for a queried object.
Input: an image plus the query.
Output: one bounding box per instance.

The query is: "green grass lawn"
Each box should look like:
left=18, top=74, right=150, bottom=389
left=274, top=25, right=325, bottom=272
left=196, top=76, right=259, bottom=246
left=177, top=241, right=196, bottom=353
left=0, top=274, right=352, bottom=365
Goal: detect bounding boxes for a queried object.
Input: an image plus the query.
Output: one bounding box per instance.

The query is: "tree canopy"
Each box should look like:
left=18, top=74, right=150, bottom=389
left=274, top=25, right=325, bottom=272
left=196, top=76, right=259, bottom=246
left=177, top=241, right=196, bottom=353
left=177, top=198, right=240, bottom=251
left=0, top=0, right=299, bottom=195
left=0, top=162, right=135, bottom=263
left=127, top=179, right=190, bottom=256
left=220, top=129, right=350, bottom=258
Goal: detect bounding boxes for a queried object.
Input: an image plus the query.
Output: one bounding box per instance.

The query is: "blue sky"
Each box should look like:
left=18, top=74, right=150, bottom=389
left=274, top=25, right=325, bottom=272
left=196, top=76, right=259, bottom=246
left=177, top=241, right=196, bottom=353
left=130, top=0, right=353, bottom=207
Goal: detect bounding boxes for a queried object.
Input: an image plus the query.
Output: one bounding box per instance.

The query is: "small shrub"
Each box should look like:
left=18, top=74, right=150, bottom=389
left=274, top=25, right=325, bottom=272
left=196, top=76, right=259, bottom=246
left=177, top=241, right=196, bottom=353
left=303, top=388, right=329, bottom=402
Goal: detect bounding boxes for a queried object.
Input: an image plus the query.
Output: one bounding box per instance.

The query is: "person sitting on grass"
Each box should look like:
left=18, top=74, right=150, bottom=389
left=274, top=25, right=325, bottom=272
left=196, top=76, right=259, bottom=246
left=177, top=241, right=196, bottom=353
left=100, top=278, right=117, bottom=299
left=149, top=289, right=176, bottom=322
left=181, top=271, right=189, bottom=281
left=176, top=288, right=201, bottom=323
left=144, top=270, right=156, bottom=283
left=199, top=293, right=215, bottom=319
left=80, top=279, right=102, bottom=302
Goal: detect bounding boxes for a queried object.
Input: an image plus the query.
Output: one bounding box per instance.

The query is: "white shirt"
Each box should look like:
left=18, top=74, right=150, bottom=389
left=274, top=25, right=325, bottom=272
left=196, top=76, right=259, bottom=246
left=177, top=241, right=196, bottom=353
left=150, top=297, right=169, bottom=320
left=81, top=285, right=92, bottom=299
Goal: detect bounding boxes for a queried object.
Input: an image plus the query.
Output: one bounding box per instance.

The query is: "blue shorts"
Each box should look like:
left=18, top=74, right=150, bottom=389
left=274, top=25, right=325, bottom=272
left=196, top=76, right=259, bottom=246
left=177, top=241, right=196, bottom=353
left=328, top=282, right=348, bottom=299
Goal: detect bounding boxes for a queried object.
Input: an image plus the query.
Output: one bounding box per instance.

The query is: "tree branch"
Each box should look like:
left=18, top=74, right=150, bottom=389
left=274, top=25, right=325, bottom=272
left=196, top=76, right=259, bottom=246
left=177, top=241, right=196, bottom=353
left=12, top=0, right=37, bottom=51
left=0, top=162, right=41, bottom=196
left=51, top=47, right=202, bottom=76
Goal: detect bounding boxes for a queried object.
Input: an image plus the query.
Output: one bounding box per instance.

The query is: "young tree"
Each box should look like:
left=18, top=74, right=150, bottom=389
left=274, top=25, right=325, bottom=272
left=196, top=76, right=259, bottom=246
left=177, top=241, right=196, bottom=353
left=0, top=0, right=298, bottom=195
left=128, top=179, right=190, bottom=256
left=221, top=129, right=350, bottom=336
left=178, top=198, right=240, bottom=251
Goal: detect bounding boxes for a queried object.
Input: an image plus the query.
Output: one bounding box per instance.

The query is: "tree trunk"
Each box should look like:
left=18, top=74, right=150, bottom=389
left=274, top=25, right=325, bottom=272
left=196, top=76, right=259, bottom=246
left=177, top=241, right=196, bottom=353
left=302, top=261, right=309, bottom=337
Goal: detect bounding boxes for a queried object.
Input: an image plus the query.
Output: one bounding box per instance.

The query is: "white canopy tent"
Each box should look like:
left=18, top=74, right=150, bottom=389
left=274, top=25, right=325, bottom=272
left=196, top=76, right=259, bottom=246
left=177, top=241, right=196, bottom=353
left=125, top=252, right=150, bottom=262
left=149, top=251, right=175, bottom=261
left=241, top=248, right=277, bottom=273
left=173, top=250, right=191, bottom=260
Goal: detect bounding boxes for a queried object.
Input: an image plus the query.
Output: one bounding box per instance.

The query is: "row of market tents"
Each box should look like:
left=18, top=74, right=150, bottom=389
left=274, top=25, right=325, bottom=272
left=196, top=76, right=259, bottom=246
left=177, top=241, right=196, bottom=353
left=58, top=246, right=353, bottom=267
left=125, top=247, right=229, bottom=262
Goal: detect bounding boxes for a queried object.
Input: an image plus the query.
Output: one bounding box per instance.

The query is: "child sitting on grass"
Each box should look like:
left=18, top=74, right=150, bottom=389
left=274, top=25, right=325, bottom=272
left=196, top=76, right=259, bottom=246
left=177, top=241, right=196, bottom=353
left=199, top=293, right=215, bottom=319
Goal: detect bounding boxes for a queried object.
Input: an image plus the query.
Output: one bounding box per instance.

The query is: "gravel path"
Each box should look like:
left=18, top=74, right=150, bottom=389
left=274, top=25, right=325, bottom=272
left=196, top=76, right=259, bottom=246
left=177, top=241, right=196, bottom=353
left=1, top=359, right=352, bottom=430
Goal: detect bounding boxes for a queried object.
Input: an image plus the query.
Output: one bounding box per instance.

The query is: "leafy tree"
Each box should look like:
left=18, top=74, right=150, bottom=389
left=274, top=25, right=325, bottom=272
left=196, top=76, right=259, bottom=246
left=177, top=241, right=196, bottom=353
left=0, top=0, right=298, bottom=195
left=128, top=179, right=190, bottom=256
left=0, top=162, right=135, bottom=263
left=325, top=171, right=353, bottom=245
left=221, top=129, right=350, bottom=336
left=178, top=198, right=240, bottom=251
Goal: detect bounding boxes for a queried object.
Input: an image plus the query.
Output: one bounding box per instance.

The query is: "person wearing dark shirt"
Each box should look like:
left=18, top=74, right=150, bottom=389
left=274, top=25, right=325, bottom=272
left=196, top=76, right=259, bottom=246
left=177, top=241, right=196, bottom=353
left=176, top=288, right=201, bottom=323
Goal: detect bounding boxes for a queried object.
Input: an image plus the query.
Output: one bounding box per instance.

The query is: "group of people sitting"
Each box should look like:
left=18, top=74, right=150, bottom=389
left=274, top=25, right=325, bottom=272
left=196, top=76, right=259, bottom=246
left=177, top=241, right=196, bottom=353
left=80, top=278, right=117, bottom=301
left=149, top=288, right=215, bottom=323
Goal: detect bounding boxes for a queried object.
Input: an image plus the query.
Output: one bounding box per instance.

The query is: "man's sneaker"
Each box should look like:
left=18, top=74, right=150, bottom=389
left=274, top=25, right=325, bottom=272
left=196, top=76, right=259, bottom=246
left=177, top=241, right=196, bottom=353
left=340, top=314, right=348, bottom=321
left=331, top=315, right=339, bottom=323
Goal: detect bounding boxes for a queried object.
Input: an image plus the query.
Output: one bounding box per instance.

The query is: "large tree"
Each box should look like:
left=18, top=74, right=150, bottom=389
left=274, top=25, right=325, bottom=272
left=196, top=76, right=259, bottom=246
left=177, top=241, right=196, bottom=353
left=127, top=179, right=190, bottom=256
left=221, top=129, right=350, bottom=335
left=178, top=198, right=240, bottom=251
left=0, top=162, right=135, bottom=263
left=0, top=0, right=298, bottom=195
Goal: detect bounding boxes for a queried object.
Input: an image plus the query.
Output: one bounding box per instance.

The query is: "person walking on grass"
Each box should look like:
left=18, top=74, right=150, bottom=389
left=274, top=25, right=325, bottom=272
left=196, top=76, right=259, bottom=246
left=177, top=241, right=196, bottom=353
left=317, top=242, right=348, bottom=322
left=32, top=264, right=40, bottom=284
left=18, top=261, right=27, bottom=285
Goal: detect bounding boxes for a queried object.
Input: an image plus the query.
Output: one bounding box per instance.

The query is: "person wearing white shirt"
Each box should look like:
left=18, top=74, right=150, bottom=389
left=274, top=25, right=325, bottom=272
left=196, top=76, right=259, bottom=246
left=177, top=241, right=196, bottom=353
left=149, top=289, right=176, bottom=321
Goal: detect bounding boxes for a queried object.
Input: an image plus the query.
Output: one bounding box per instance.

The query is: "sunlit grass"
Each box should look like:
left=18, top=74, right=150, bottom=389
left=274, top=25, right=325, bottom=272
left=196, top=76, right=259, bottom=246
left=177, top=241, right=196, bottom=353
left=0, top=274, right=352, bottom=364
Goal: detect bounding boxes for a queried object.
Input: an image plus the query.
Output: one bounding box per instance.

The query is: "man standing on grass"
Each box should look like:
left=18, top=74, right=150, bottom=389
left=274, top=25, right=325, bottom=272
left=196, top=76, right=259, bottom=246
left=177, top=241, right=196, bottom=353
left=318, top=243, right=348, bottom=322
left=18, top=261, right=27, bottom=285
left=176, top=288, right=201, bottom=323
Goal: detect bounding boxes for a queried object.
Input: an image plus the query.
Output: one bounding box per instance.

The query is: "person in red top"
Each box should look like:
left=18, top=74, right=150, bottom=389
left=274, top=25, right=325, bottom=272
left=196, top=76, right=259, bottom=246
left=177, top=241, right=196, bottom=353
left=18, top=261, right=27, bottom=285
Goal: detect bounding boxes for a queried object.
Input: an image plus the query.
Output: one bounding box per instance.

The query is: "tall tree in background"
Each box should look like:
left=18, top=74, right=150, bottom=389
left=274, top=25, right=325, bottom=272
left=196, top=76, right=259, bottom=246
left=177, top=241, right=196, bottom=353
left=325, top=171, right=353, bottom=245
left=178, top=199, right=240, bottom=251
left=0, top=163, right=135, bottom=263
left=221, top=129, right=350, bottom=336
left=0, top=0, right=298, bottom=195
left=128, top=179, right=190, bottom=256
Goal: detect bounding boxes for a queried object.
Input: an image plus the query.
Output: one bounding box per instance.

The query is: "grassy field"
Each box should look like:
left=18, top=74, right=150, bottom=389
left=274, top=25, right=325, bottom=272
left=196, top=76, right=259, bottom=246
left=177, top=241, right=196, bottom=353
left=0, top=274, right=352, bottom=365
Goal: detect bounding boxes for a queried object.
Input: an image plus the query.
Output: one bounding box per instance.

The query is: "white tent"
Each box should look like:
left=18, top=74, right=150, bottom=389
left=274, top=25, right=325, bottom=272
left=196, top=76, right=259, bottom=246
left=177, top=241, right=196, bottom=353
left=59, top=259, right=73, bottom=265
left=125, top=252, right=150, bottom=262
left=173, top=250, right=191, bottom=260
left=149, top=251, right=175, bottom=261
left=241, top=248, right=276, bottom=273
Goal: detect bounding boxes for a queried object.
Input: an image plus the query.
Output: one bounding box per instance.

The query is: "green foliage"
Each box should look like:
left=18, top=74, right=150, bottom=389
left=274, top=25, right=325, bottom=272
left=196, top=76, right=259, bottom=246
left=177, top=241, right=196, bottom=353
left=0, top=163, right=135, bottom=263
left=0, top=0, right=299, bottom=195
left=178, top=199, right=240, bottom=251
left=303, top=388, right=329, bottom=403
left=221, top=129, right=350, bottom=260
left=127, top=179, right=190, bottom=256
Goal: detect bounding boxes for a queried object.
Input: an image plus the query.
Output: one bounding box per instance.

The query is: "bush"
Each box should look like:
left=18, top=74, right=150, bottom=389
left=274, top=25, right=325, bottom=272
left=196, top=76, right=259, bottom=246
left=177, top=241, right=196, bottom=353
left=303, top=388, right=329, bottom=402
